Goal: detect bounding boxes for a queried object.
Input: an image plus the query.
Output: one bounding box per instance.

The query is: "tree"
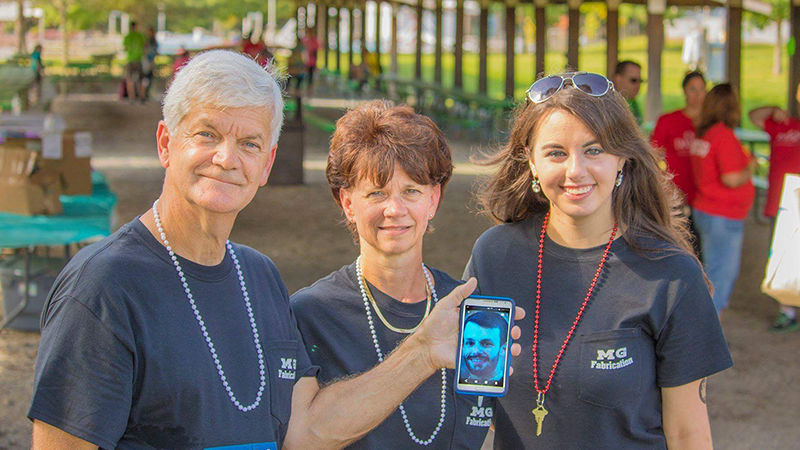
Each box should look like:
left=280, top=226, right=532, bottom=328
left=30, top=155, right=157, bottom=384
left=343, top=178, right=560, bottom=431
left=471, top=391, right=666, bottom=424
left=60, top=0, right=69, bottom=64
left=15, top=0, right=25, bottom=54
left=37, top=0, right=298, bottom=34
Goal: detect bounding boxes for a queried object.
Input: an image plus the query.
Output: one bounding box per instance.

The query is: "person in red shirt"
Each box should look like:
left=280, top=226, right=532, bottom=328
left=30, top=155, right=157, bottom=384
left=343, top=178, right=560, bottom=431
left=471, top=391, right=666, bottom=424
left=747, top=85, right=800, bottom=332
left=691, top=83, right=756, bottom=316
left=651, top=71, right=706, bottom=256
left=241, top=32, right=262, bottom=58
left=302, top=28, right=321, bottom=90
left=170, top=47, right=191, bottom=86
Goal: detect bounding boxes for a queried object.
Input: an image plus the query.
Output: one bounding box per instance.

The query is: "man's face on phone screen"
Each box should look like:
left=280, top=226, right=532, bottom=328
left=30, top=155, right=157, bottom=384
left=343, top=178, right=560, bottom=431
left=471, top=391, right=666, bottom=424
left=462, top=321, right=502, bottom=379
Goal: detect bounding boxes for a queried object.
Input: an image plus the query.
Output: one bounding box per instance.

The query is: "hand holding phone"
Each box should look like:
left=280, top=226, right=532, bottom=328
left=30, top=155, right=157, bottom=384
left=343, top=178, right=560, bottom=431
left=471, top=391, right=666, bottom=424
left=408, top=279, right=523, bottom=380
left=456, top=295, right=515, bottom=396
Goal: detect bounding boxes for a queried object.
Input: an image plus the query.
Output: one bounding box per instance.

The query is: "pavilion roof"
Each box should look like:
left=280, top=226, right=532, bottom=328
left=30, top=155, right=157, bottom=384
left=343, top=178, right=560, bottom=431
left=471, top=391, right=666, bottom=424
left=375, top=0, right=770, bottom=16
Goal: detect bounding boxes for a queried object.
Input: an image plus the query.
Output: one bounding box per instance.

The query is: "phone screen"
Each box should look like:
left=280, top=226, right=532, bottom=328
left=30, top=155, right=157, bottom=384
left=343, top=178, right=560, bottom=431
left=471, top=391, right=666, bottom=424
left=456, top=297, right=513, bottom=396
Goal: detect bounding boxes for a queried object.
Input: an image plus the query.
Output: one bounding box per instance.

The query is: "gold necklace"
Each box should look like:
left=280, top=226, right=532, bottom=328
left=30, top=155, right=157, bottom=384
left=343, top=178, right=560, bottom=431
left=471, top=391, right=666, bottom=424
left=359, top=267, right=433, bottom=334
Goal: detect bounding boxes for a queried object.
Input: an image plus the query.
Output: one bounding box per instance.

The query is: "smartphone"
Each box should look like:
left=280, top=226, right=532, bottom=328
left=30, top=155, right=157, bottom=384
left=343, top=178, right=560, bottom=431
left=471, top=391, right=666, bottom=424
left=455, top=295, right=515, bottom=396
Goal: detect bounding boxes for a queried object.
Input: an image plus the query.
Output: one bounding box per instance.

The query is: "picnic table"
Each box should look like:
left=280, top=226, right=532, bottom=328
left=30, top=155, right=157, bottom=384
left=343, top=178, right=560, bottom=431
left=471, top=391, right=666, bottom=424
left=376, top=73, right=516, bottom=138
left=0, top=171, right=117, bottom=330
left=90, top=53, right=116, bottom=74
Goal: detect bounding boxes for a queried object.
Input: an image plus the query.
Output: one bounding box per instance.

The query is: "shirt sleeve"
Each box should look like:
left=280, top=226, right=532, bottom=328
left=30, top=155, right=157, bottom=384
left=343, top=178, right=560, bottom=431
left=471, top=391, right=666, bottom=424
left=273, top=265, right=319, bottom=381
left=763, top=117, right=777, bottom=137
left=654, top=269, right=733, bottom=387
left=290, top=306, right=320, bottom=380
left=715, top=128, right=749, bottom=175
left=28, top=295, right=133, bottom=449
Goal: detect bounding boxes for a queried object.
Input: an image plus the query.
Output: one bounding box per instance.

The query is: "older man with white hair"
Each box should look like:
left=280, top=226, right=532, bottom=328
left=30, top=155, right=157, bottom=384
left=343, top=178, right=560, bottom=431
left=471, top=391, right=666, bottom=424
left=28, top=50, right=522, bottom=449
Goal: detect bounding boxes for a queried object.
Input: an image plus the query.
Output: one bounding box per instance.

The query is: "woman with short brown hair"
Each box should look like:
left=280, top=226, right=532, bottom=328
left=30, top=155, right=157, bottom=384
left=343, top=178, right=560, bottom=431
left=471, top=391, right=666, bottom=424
left=465, top=72, right=731, bottom=448
left=291, top=100, right=493, bottom=449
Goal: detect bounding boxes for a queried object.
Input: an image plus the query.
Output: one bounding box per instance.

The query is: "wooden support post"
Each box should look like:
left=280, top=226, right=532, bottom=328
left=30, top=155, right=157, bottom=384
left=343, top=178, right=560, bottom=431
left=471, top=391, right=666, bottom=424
left=606, top=0, right=620, bottom=77
left=479, top=0, right=489, bottom=94
left=335, top=7, right=341, bottom=73
left=505, top=1, right=516, bottom=99
left=455, top=0, right=465, bottom=88
left=534, top=0, right=546, bottom=78
left=566, top=0, right=580, bottom=70
left=348, top=7, right=355, bottom=71
left=726, top=0, right=742, bottom=95
left=296, top=6, right=302, bottom=41
left=316, top=2, right=325, bottom=39
left=415, top=0, right=423, bottom=80
left=391, top=3, right=399, bottom=75
left=435, top=0, right=443, bottom=84
left=322, top=4, right=330, bottom=69
left=375, top=1, right=382, bottom=59
left=362, top=2, right=368, bottom=61
left=646, top=0, right=665, bottom=122
left=308, top=3, right=316, bottom=29
left=790, top=0, right=800, bottom=116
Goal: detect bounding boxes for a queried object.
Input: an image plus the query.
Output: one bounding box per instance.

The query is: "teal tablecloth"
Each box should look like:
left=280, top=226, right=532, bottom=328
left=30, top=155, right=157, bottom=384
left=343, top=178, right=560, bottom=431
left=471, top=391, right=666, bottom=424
left=0, top=171, right=117, bottom=248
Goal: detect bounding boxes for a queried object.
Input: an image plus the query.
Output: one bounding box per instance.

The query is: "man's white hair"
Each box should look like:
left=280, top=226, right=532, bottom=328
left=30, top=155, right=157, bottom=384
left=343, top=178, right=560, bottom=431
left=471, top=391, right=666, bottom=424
left=162, top=50, right=285, bottom=148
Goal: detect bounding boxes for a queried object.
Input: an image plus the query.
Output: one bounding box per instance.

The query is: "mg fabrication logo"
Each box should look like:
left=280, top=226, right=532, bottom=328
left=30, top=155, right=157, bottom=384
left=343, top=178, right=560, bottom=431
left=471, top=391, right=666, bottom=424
left=466, top=396, right=492, bottom=427
left=589, top=346, right=633, bottom=370
left=278, top=357, right=296, bottom=380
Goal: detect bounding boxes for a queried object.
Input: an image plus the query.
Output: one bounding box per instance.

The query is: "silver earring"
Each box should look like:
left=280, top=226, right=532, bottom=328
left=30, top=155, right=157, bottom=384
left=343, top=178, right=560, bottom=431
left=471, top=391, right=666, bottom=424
left=615, top=171, right=624, bottom=187
left=531, top=177, right=541, bottom=193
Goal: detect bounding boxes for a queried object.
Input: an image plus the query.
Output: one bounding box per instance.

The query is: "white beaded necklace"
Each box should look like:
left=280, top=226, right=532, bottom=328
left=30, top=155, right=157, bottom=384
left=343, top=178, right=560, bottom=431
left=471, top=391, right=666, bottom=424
left=152, top=199, right=266, bottom=412
left=356, top=255, right=447, bottom=446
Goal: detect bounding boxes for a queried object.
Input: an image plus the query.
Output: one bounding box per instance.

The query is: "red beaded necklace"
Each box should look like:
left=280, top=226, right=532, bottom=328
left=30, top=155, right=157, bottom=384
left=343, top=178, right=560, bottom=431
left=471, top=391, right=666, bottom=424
left=530, top=211, right=618, bottom=437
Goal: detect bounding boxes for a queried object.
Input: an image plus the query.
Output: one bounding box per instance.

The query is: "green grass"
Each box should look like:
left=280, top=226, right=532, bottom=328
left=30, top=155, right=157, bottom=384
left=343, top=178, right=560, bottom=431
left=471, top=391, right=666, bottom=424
left=319, top=36, right=789, bottom=130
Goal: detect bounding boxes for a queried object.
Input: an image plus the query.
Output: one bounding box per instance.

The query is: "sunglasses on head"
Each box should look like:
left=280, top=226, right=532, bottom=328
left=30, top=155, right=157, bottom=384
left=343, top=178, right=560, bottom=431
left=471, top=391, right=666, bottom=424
left=526, top=72, right=614, bottom=104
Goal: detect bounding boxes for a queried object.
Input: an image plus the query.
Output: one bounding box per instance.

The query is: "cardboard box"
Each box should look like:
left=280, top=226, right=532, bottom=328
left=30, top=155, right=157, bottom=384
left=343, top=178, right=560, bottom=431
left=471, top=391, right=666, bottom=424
left=0, top=148, right=62, bottom=216
left=38, top=131, right=92, bottom=196
left=65, top=131, right=92, bottom=196
left=2, top=130, right=93, bottom=196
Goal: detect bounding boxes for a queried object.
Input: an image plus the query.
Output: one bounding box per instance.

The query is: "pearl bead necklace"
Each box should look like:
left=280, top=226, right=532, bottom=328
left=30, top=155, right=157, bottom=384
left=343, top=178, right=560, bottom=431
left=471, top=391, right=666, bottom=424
left=356, top=255, right=447, bottom=446
left=152, top=199, right=266, bottom=412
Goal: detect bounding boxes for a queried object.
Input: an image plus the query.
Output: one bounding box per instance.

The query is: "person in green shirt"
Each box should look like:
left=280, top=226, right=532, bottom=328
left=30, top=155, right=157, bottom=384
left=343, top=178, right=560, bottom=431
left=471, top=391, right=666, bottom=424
left=613, top=60, right=643, bottom=125
left=31, top=44, right=44, bottom=104
left=123, top=21, right=146, bottom=101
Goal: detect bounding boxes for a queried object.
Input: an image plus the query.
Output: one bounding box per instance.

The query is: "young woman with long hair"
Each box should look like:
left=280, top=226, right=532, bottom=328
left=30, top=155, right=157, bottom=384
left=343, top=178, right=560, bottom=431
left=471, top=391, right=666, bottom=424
left=466, top=73, right=732, bottom=448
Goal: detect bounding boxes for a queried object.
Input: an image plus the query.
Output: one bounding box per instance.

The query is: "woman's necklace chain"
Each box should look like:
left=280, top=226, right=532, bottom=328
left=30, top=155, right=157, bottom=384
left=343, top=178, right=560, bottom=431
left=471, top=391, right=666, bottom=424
left=531, top=211, right=617, bottom=436
left=152, top=199, right=266, bottom=412
left=356, top=255, right=447, bottom=446
left=361, top=270, right=431, bottom=334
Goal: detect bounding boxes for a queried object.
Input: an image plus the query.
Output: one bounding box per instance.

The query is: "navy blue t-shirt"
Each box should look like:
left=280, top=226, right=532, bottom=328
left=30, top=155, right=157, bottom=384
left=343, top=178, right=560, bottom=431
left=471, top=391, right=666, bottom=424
left=464, top=215, right=733, bottom=449
left=291, top=263, right=493, bottom=450
left=29, top=218, right=318, bottom=449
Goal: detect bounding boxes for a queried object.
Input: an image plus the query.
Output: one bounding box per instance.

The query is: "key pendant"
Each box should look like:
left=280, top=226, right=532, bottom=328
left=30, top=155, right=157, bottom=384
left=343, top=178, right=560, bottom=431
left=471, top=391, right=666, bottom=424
left=532, top=404, right=548, bottom=436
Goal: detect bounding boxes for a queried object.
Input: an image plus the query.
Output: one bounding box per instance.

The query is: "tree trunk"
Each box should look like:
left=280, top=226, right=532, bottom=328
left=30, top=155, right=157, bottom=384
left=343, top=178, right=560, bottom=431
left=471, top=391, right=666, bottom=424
left=60, top=0, right=69, bottom=65
left=774, top=18, right=783, bottom=76
left=15, top=0, right=25, bottom=55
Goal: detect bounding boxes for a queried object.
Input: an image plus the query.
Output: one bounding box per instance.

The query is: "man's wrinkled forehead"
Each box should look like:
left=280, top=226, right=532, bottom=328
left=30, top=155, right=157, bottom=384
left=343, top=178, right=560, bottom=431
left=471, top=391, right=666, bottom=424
left=178, top=105, right=274, bottom=138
